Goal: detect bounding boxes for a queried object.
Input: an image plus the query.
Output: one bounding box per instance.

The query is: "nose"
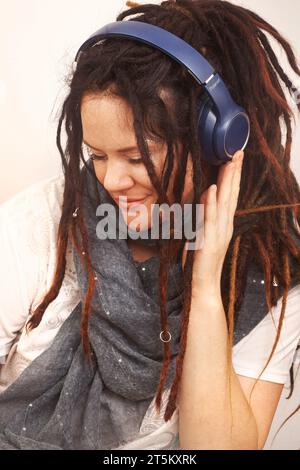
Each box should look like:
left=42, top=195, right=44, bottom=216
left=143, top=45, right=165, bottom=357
left=103, top=160, right=135, bottom=193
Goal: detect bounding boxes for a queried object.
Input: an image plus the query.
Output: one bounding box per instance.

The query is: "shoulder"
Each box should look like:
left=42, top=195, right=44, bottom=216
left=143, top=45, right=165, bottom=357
left=233, top=283, right=300, bottom=384
left=0, top=174, right=67, bottom=306
left=0, top=174, right=65, bottom=256
left=0, top=174, right=65, bottom=225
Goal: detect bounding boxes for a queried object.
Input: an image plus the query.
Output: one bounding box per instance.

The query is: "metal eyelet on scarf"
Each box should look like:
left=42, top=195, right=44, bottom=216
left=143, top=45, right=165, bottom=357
left=160, top=330, right=172, bottom=343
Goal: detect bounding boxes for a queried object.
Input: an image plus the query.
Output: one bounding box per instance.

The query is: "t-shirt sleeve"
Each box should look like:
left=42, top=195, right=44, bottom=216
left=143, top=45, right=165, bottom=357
left=0, top=176, right=64, bottom=364
left=232, top=284, right=300, bottom=384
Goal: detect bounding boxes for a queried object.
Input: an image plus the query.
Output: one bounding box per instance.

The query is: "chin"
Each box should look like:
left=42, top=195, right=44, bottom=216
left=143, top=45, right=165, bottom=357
left=126, top=216, right=151, bottom=233
left=120, top=202, right=154, bottom=232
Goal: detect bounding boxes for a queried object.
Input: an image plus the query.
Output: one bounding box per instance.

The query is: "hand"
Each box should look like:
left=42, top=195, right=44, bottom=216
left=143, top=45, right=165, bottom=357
left=182, top=150, right=245, bottom=297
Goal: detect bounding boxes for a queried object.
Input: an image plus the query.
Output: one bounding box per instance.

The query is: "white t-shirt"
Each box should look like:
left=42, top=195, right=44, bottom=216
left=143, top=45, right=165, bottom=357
left=1, top=174, right=300, bottom=450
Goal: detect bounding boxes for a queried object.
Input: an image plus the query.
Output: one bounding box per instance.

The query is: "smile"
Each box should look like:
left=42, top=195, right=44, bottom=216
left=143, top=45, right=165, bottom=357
left=117, top=196, right=148, bottom=209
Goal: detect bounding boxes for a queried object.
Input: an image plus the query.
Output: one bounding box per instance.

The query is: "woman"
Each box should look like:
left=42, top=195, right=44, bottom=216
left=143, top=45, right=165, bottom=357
left=1, top=0, right=300, bottom=450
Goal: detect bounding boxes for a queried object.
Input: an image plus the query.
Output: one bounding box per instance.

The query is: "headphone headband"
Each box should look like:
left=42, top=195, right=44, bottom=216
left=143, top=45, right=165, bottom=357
left=75, top=20, right=215, bottom=84
left=75, top=21, right=236, bottom=117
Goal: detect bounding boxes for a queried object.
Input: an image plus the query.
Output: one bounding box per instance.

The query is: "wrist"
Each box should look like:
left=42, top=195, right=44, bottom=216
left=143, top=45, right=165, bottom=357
left=191, top=268, right=222, bottom=293
left=191, top=283, right=223, bottom=308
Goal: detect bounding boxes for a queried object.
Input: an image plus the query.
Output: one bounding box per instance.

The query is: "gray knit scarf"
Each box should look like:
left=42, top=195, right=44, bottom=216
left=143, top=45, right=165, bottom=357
left=0, top=160, right=286, bottom=450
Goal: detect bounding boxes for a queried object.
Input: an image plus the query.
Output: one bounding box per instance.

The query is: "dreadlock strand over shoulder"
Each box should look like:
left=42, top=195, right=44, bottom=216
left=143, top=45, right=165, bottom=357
left=26, top=0, right=300, bottom=431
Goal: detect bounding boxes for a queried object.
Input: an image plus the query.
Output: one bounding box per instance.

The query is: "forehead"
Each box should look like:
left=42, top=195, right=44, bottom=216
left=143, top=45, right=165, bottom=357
left=81, top=93, right=139, bottom=152
left=80, top=92, right=164, bottom=152
left=81, top=92, right=132, bottom=129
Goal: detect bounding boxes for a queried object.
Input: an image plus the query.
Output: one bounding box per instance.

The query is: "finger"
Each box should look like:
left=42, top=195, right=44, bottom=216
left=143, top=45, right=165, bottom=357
left=217, top=151, right=243, bottom=234
left=229, top=151, right=244, bottom=217
left=203, top=184, right=217, bottom=243
left=216, top=153, right=238, bottom=210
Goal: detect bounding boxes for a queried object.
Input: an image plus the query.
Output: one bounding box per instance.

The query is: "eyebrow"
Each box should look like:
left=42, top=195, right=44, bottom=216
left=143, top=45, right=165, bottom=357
left=83, top=140, right=159, bottom=153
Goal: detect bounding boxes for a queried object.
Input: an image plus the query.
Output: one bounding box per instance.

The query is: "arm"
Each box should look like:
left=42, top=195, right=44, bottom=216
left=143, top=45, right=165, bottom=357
left=178, top=150, right=282, bottom=449
left=178, top=293, right=283, bottom=449
left=0, top=179, right=55, bottom=364
left=0, top=202, right=37, bottom=362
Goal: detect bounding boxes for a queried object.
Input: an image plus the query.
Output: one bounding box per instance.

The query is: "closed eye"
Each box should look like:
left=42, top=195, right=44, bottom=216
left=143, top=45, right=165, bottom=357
left=86, top=147, right=143, bottom=165
left=87, top=150, right=143, bottom=165
left=91, top=154, right=143, bottom=164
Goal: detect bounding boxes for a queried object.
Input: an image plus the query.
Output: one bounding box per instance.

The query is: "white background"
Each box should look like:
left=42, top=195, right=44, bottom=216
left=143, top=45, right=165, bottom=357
left=0, top=0, right=300, bottom=449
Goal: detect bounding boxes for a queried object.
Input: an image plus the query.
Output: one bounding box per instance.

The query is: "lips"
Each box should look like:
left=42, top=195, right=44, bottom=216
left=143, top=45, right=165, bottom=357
left=116, top=196, right=148, bottom=209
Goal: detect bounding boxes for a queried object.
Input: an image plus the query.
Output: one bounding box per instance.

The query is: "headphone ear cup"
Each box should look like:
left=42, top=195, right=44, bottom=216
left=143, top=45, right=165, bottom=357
left=196, top=94, right=221, bottom=166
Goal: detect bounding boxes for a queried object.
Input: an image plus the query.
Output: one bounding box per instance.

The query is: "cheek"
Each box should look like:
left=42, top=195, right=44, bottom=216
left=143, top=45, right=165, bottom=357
left=92, top=164, right=106, bottom=186
left=137, top=167, right=154, bottom=190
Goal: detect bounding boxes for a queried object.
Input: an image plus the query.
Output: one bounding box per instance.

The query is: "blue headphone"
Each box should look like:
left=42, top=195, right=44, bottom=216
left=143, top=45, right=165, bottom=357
left=74, top=20, right=250, bottom=166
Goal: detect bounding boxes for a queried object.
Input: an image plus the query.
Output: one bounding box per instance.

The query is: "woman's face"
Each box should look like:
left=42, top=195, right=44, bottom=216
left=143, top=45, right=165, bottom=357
left=81, top=92, right=194, bottom=231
